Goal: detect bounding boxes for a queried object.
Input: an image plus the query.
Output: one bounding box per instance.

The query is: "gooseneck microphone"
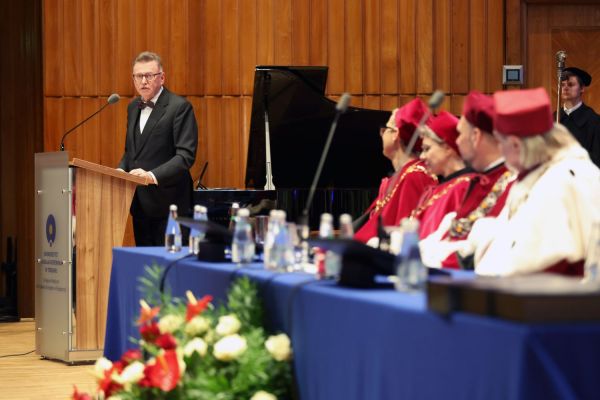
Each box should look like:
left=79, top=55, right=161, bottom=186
left=301, top=93, right=352, bottom=221
left=404, top=90, right=445, bottom=156
left=59, top=93, right=120, bottom=151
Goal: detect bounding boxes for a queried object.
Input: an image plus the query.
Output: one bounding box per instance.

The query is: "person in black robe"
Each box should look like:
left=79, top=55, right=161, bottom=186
left=557, top=67, right=600, bottom=168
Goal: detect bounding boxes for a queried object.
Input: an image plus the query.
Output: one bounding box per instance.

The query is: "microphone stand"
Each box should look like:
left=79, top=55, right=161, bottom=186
left=263, top=71, right=276, bottom=190
left=301, top=93, right=351, bottom=226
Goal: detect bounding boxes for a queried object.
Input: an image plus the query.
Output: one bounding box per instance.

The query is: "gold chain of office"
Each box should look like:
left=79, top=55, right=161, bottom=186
left=372, top=163, right=433, bottom=215
left=448, top=170, right=514, bottom=239
left=409, top=175, right=473, bottom=219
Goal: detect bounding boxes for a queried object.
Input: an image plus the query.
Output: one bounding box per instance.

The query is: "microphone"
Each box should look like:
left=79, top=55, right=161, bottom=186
left=301, top=93, right=352, bottom=221
left=59, top=93, right=120, bottom=151
left=404, top=90, right=445, bottom=156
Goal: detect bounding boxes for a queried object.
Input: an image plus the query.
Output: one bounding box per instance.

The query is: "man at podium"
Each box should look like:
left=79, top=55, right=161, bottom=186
left=117, top=51, right=198, bottom=246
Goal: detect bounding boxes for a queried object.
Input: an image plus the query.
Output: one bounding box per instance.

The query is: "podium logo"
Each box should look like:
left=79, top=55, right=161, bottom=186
left=46, top=214, right=56, bottom=247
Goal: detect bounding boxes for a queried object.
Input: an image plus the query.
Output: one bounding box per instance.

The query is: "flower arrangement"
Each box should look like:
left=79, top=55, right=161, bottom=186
left=73, top=267, right=293, bottom=400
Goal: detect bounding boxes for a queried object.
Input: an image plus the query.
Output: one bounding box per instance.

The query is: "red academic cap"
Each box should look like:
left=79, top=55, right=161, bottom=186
left=462, top=91, right=494, bottom=133
left=425, top=111, right=460, bottom=154
left=493, top=87, right=553, bottom=137
left=395, top=98, right=427, bottom=153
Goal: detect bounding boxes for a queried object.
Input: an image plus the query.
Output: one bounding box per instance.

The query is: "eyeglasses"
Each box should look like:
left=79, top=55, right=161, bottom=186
left=379, top=126, right=397, bottom=136
left=132, top=72, right=162, bottom=84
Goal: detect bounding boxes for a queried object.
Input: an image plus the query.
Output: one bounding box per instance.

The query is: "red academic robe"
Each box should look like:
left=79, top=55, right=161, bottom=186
left=440, top=163, right=514, bottom=268
left=354, top=159, right=436, bottom=243
left=414, top=169, right=475, bottom=240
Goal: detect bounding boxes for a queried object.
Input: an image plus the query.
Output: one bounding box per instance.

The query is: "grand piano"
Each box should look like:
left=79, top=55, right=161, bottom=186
left=194, top=66, right=391, bottom=229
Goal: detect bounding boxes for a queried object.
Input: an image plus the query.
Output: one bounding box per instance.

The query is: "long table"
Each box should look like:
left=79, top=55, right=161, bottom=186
left=104, top=247, right=600, bottom=400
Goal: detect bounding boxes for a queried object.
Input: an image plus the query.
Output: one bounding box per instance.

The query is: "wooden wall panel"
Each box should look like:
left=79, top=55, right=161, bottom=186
left=381, top=0, right=399, bottom=94
left=42, top=0, right=509, bottom=190
left=364, top=0, right=381, bottom=94
left=292, top=0, right=310, bottom=64
left=240, top=0, right=258, bottom=95
left=399, top=0, right=416, bottom=94
left=434, top=0, right=451, bottom=93
left=416, top=0, right=433, bottom=93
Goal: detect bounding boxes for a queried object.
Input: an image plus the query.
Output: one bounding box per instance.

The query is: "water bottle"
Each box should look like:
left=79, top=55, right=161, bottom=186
left=339, top=213, right=354, bottom=238
left=228, top=202, right=240, bottom=231
left=231, top=208, right=255, bottom=264
left=395, top=218, right=426, bottom=292
left=189, top=205, right=208, bottom=255
left=320, top=213, right=341, bottom=278
left=265, top=210, right=294, bottom=271
left=584, top=220, right=600, bottom=283
left=165, top=204, right=182, bottom=253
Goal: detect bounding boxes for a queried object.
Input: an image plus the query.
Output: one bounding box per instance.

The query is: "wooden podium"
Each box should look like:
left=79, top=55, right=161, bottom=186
left=35, top=152, right=147, bottom=362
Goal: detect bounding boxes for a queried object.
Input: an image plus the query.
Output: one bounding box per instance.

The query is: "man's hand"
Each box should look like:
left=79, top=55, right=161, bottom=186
left=129, top=168, right=157, bottom=185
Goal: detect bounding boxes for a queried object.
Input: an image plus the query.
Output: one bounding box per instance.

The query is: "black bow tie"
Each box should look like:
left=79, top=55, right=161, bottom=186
left=138, top=100, right=155, bottom=110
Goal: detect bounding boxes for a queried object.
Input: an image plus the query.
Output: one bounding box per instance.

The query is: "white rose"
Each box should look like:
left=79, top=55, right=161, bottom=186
left=183, top=337, right=208, bottom=357
left=215, top=314, right=241, bottom=336
left=107, top=396, right=124, bottom=400
left=250, top=390, right=277, bottom=400
left=265, top=334, right=292, bottom=361
left=93, top=357, right=113, bottom=379
left=112, top=361, right=145, bottom=386
left=185, top=315, right=210, bottom=336
left=213, top=334, right=247, bottom=361
left=158, top=314, right=184, bottom=334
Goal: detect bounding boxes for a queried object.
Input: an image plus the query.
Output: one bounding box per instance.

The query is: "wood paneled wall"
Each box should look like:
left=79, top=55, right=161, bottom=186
left=1, top=0, right=43, bottom=317
left=43, top=0, right=505, bottom=189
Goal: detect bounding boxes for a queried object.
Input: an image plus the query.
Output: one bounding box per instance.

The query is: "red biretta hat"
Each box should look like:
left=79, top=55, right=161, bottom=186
left=463, top=91, right=494, bottom=133
left=395, top=98, right=427, bottom=153
left=493, top=87, right=553, bottom=137
left=425, top=111, right=460, bottom=154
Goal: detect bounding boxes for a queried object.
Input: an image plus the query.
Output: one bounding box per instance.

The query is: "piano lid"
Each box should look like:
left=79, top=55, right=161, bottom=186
left=245, top=66, right=392, bottom=189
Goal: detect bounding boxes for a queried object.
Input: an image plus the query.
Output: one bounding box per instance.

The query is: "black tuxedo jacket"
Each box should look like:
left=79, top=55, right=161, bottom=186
left=118, top=87, right=198, bottom=219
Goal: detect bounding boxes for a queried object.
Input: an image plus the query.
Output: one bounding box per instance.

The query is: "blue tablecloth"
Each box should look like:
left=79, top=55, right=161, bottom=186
left=105, top=247, right=600, bottom=400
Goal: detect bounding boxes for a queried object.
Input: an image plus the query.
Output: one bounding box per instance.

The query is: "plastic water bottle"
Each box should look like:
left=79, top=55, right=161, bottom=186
left=231, top=208, right=255, bottom=264
left=228, top=202, right=240, bottom=231
left=584, top=220, right=600, bottom=283
left=165, top=204, right=182, bottom=253
left=189, top=205, right=208, bottom=255
left=265, top=210, right=293, bottom=271
left=339, top=213, right=354, bottom=238
left=320, top=213, right=341, bottom=278
left=395, top=218, right=426, bottom=292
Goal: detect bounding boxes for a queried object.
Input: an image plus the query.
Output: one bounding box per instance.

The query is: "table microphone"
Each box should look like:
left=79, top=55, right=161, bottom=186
left=301, top=93, right=352, bottom=221
left=59, top=93, right=120, bottom=151
left=404, top=90, right=445, bottom=156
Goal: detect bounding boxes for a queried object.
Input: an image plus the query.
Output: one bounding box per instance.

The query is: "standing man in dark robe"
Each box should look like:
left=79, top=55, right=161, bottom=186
left=558, top=67, right=600, bottom=167
left=117, top=51, right=198, bottom=246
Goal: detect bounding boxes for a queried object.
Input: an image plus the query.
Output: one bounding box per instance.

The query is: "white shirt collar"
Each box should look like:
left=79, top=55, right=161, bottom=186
left=483, top=158, right=505, bottom=172
left=563, top=101, right=582, bottom=115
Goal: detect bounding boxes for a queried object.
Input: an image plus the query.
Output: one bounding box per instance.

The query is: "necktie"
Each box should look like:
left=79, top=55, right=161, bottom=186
left=138, top=100, right=155, bottom=110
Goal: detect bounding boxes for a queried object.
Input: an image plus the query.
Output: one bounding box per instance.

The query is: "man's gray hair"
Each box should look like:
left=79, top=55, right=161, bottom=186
left=132, top=51, right=163, bottom=70
left=519, top=123, right=578, bottom=169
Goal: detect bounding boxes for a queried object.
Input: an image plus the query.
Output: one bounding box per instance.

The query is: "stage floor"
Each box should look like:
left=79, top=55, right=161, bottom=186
left=0, top=321, right=96, bottom=399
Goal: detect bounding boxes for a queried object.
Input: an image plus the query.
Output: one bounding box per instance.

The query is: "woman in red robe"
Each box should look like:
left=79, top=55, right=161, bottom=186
left=354, top=99, right=437, bottom=243
left=410, top=111, right=475, bottom=239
